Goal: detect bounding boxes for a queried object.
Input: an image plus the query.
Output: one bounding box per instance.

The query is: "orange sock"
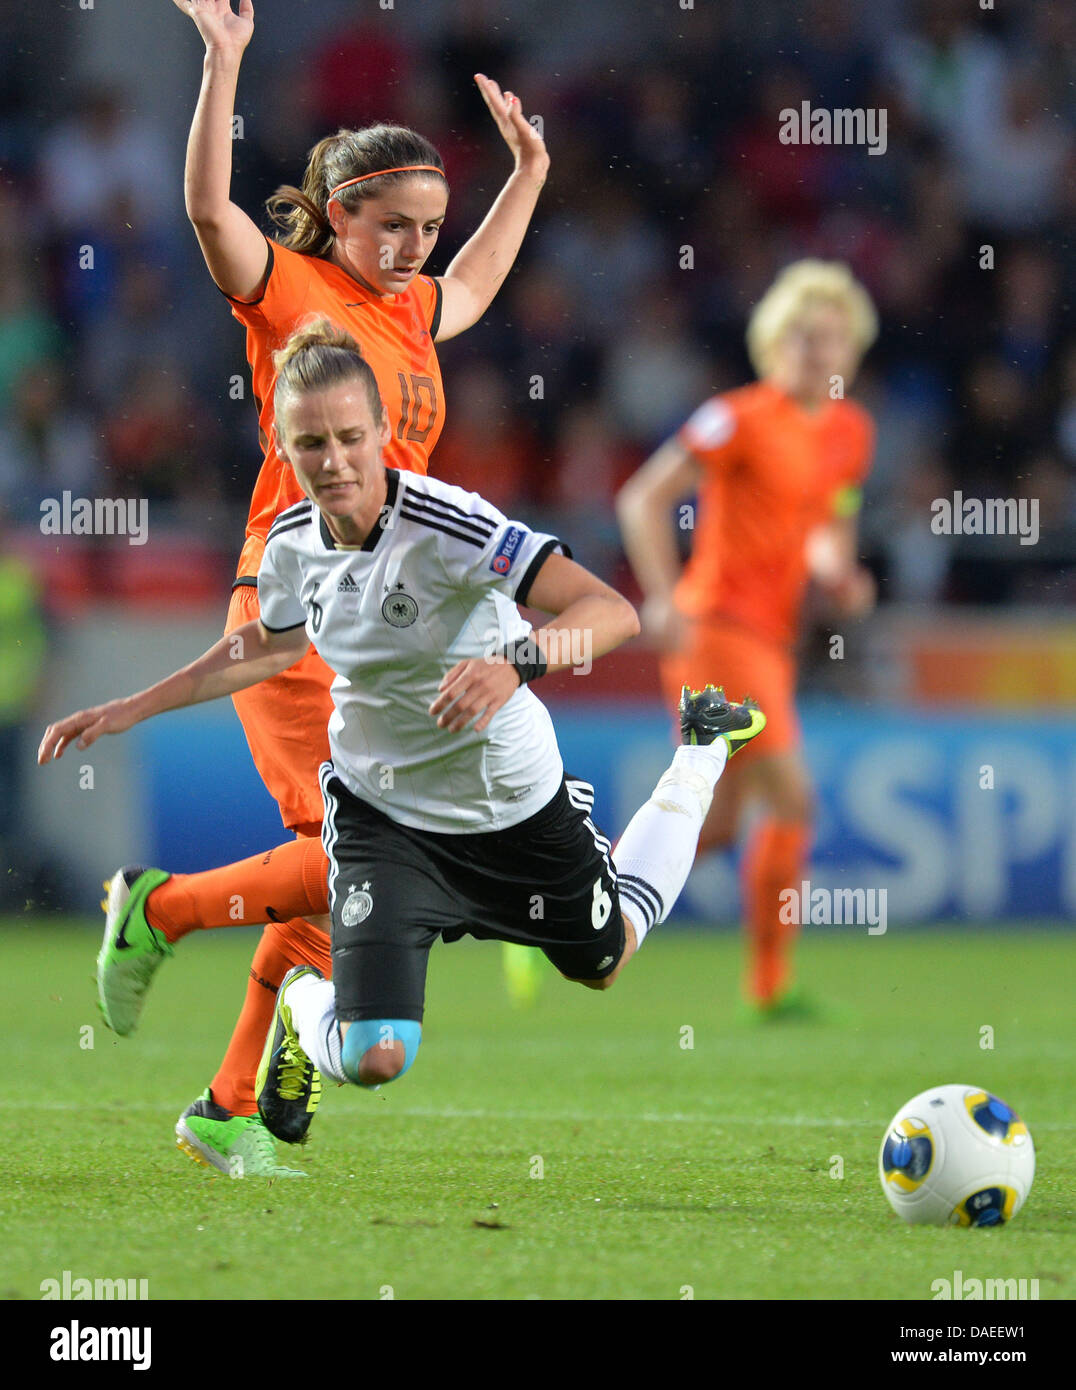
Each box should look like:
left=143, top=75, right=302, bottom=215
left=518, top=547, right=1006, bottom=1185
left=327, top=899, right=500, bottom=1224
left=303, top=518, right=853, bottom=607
left=742, top=818, right=810, bottom=1003
left=209, top=918, right=334, bottom=1116
left=145, top=837, right=329, bottom=944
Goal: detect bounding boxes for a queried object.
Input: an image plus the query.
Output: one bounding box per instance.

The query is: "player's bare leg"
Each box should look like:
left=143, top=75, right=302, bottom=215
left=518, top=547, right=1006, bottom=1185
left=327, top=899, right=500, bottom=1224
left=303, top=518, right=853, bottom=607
left=748, top=749, right=814, bottom=825
left=339, top=1024, right=406, bottom=1084
left=695, top=757, right=750, bottom=855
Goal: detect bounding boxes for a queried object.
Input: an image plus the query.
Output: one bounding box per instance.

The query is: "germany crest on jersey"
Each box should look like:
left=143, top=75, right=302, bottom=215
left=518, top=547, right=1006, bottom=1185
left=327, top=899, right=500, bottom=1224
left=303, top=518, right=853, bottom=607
left=257, top=469, right=572, bottom=834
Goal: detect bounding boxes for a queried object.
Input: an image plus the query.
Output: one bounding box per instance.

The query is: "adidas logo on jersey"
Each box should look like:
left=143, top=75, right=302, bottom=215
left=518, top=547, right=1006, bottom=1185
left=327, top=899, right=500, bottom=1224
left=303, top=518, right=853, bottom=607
left=337, top=574, right=360, bottom=593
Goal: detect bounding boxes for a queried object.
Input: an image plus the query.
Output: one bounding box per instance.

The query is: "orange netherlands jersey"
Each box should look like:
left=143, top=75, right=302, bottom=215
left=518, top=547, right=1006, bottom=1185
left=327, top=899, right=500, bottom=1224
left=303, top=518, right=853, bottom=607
left=674, top=379, right=874, bottom=646
left=225, top=236, right=445, bottom=580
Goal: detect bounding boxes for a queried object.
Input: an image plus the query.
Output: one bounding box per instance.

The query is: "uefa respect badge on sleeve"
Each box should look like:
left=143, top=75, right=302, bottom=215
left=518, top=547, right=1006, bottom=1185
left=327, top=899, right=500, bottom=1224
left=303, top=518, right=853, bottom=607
left=489, top=525, right=526, bottom=576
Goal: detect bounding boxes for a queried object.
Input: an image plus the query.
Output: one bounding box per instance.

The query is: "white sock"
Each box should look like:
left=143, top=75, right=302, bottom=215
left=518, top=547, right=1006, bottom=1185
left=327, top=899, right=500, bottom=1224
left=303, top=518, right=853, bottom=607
left=613, top=742, right=728, bottom=949
left=286, top=974, right=347, bottom=1083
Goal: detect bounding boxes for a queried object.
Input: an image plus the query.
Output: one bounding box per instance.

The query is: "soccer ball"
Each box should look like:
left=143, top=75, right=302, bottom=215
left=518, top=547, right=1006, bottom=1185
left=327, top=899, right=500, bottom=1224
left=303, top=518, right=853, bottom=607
left=879, top=1084, right=1035, bottom=1227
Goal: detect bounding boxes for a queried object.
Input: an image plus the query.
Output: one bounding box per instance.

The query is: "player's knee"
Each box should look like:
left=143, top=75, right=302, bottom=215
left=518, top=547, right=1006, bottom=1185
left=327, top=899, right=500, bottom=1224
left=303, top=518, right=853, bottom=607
left=341, top=1018, right=422, bottom=1087
left=358, top=1040, right=406, bottom=1084
left=782, top=792, right=813, bottom=825
left=765, top=769, right=814, bottom=824
left=775, top=772, right=813, bottom=823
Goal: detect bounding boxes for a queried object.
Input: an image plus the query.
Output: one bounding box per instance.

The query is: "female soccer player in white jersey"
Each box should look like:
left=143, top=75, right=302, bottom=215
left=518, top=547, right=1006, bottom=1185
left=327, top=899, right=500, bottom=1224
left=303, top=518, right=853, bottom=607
left=40, top=323, right=765, bottom=1137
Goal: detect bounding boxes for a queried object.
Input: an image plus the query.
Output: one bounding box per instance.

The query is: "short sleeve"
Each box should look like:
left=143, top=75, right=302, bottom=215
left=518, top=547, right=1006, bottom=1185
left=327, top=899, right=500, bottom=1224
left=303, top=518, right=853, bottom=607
left=222, top=238, right=317, bottom=331
left=441, top=505, right=570, bottom=606
left=416, top=275, right=443, bottom=337
left=257, top=540, right=307, bottom=632
left=480, top=521, right=572, bottom=606
left=677, top=394, right=740, bottom=471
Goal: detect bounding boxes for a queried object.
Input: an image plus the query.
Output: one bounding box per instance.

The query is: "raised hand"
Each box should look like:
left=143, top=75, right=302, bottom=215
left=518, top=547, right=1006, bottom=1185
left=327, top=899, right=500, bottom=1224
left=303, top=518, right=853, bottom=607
left=474, top=73, right=549, bottom=182
left=171, top=0, right=254, bottom=58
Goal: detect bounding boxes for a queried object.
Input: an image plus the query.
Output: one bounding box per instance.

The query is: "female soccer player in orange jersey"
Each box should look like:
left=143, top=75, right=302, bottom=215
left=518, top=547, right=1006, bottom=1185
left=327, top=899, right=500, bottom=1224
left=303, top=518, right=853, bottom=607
left=617, top=260, right=878, bottom=1015
left=95, top=0, right=549, bottom=1176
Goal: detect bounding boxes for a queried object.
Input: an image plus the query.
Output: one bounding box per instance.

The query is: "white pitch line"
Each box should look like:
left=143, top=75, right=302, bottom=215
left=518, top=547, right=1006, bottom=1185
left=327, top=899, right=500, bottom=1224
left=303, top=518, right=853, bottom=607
left=7, top=1101, right=1071, bottom=1131
left=385, top=1108, right=1074, bottom=1131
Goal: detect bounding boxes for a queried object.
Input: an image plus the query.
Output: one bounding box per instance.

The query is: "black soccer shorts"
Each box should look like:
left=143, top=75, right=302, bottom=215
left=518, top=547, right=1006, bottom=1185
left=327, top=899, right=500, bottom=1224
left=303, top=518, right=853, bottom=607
left=319, top=766, right=626, bottom=1022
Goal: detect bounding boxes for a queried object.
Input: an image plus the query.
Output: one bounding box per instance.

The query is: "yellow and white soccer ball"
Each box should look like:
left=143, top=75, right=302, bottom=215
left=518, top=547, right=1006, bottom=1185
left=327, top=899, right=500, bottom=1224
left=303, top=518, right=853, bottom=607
left=879, top=1084, right=1035, bottom=1227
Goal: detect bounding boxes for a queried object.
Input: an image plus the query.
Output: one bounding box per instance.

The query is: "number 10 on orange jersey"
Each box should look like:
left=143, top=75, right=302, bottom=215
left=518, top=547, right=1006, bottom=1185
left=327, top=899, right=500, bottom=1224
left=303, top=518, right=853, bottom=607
left=396, top=372, right=438, bottom=443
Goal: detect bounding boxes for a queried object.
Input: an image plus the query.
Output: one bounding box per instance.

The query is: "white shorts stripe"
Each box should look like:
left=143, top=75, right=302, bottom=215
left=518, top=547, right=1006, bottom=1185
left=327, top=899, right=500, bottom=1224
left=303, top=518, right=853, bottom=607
left=318, top=761, right=342, bottom=917
left=565, top=778, right=596, bottom=809
left=563, top=778, right=614, bottom=878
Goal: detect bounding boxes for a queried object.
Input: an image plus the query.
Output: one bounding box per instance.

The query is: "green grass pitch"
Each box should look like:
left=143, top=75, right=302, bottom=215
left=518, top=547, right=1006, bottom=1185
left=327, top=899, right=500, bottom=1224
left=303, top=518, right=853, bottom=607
left=3, top=919, right=1073, bottom=1301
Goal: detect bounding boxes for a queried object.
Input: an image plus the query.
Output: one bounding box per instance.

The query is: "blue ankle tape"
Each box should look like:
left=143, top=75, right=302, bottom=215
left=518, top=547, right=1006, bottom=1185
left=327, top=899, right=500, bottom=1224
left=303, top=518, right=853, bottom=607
left=341, top=1018, right=422, bottom=1085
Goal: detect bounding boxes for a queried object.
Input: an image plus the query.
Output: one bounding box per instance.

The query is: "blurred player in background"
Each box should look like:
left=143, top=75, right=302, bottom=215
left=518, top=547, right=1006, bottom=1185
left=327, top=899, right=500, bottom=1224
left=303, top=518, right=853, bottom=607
left=95, top=0, right=549, bottom=1178
left=617, top=260, right=878, bottom=1016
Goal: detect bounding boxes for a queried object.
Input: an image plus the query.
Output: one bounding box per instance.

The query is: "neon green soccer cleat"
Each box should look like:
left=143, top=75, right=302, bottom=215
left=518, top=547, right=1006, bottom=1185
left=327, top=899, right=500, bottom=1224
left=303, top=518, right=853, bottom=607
left=176, top=1089, right=308, bottom=1178
left=97, top=865, right=174, bottom=1035
left=679, top=685, right=766, bottom=757
left=502, top=941, right=548, bottom=1008
left=256, top=965, right=323, bottom=1144
left=737, top=986, right=858, bottom=1027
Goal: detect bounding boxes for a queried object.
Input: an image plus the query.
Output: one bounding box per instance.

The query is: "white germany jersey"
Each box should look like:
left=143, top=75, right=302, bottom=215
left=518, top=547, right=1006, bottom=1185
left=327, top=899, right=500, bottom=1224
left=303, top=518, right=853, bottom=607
left=257, top=469, right=569, bottom=833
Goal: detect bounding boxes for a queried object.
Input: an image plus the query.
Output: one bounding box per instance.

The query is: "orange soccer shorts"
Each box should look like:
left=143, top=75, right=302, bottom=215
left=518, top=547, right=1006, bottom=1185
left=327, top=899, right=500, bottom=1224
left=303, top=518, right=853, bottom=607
left=660, top=614, right=800, bottom=760
left=225, top=582, right=332, bottom=834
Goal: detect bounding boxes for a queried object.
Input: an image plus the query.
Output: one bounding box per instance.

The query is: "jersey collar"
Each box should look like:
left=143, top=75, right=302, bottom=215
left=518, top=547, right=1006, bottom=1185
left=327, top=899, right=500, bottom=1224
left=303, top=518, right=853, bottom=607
left=318, top=469, right=400, bottom=553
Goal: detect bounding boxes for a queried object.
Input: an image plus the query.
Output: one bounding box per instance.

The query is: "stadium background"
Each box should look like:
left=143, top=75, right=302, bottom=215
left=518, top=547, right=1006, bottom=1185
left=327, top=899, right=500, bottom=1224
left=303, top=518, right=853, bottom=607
left=2, top=0, right=1074, bottom=925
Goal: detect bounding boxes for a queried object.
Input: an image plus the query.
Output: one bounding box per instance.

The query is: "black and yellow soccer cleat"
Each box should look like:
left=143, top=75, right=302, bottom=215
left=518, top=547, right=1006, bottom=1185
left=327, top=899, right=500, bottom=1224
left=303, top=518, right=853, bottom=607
left=679, top=684, right=767, bottom=757
left=256, top=965, right=323, bottom=1145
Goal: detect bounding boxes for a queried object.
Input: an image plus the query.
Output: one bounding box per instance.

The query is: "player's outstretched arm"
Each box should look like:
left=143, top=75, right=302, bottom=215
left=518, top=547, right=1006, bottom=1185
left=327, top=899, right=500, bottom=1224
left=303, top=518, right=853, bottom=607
left=173, top=0, right=269, bottom=300
left=616, top=437, right=701, bottom=652
left=37, top=618, right=307, bottom=763
left=434, top=74, right=549, bottom=342
left=429, top=556, right=639, bottom=733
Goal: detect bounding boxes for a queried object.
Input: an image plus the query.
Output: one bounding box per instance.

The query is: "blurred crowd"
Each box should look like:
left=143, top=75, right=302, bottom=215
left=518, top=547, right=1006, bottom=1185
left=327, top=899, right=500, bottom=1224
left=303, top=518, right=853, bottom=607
left=2, top=0, right=1075, bottom=612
